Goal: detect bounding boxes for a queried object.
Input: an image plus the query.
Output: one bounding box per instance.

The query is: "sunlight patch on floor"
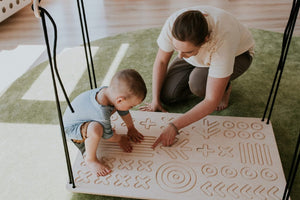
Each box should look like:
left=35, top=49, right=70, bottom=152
left=0, top=45, right=45, bottom=96
left=0, top=122, right=78, bottom=200
left=101, top=43, right=129, bottom=86
left=21, top=46, right=98, bottom=101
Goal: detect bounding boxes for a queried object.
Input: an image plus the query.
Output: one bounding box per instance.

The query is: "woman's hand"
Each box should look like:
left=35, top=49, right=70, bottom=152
left=139, top=102, right=167, bottom=112
left=152, top=124, right=178, bottom=149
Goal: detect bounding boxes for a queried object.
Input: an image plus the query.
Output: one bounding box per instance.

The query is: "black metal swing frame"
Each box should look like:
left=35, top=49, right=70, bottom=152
left=32, top=0, right=97, bottom=189
left=32, top=0, right=299, bottom=198
left=261, top=1, right=300, bottom=198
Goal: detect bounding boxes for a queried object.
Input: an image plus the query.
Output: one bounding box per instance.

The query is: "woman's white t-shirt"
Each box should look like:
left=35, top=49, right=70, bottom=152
left=157, top=6, right=255, bottom=78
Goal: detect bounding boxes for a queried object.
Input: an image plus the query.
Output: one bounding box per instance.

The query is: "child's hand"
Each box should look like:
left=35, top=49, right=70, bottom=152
left=127, top=127, right=144, bottom=143
left=118, top=135, right=133, bottom=152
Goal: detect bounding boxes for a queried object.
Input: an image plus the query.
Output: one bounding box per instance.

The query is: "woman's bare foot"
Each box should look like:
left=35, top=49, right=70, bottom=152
left=86, top=159, right=112, bottom=177
left=216, top=84, right=232, bottom=111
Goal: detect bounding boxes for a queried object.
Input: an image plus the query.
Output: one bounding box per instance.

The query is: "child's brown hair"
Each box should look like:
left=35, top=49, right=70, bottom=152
left=110, top=69, right=147, bottom=100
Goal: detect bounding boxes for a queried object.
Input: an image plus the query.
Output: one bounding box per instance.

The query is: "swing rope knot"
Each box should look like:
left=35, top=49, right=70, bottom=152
left=32, top=0, right=41, bottom=18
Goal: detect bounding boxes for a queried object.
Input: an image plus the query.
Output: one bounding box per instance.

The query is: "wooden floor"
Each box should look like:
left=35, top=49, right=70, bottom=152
left=0, top=0, right=299, bottom=52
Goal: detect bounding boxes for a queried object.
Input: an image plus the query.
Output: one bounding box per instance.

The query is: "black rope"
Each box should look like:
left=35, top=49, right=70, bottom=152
left=42, top=11, right=74, bottom=113
left=35, top=6, right=76, bottom=188
left=262, top=0, right=300, bottom=124
left=282, top=130, right=300, bottom=200
left=79, top=0, right=97, bottom=88
left=76, top=0, right=97, bottom=89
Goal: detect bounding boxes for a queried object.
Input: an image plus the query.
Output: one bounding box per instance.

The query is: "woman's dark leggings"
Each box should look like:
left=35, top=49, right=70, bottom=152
left=160, top=51, right=253, bottom=104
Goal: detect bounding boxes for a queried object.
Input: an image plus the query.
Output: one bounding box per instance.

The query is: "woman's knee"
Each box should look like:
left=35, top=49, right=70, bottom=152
left=231, top=51, right=253, bottom=80
left=188, top=67, right=208, bottom=97
left=160, top=85, right=178, bottom=104
left=189, top=83, right=206, bottom=97
left=160, top=58, right=195, bottom=104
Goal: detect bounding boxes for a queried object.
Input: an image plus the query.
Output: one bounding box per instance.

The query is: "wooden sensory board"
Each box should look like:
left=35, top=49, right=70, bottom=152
left=67, top=111, right=287, bottom=200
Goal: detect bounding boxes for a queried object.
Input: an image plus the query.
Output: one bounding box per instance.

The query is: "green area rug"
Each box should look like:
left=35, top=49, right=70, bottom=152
left=0, top=28, right=299, bottom=199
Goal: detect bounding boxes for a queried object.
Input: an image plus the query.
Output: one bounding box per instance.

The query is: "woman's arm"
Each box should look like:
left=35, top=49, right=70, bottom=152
left=173, top=75, right=230, bottom=129
left=140, top=48, right=173, bottom=112
left=152, top=48, right=173, bottom=106
left=152, top=75, right=230, bottom=148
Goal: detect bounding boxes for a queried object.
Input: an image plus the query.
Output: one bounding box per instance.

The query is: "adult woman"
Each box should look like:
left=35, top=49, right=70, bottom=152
left=140, top=6, right=255, bottom=148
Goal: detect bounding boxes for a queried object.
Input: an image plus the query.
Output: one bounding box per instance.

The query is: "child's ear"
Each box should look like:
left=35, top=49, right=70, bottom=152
left=116, top=96, right=126, bottom=104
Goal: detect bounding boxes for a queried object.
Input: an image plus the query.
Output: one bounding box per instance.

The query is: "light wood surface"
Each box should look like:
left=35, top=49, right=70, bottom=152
left=0, top=0, right=299, bottom=51
left=69, top=111, right=286, bottom=200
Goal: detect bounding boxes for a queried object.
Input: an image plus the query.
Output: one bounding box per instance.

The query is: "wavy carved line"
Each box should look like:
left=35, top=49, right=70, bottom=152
left=200, top=182, right=281, bottom=200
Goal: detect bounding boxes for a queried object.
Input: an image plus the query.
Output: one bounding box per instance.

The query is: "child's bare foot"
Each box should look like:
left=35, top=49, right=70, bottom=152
left=216, top=84, right=232, bottom=111
left=86, top=159, right=112, bottom=177
left=119, top=135, right=133, bottom=152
